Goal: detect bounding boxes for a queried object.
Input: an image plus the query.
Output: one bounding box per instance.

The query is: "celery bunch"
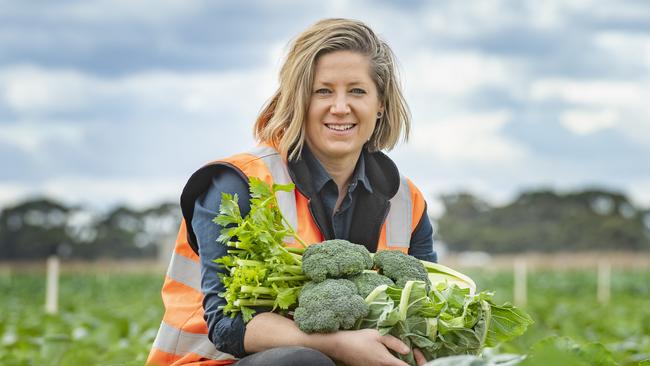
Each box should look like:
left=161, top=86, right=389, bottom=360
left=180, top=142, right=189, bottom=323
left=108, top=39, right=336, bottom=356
left=213, top=177, right=307, bottom=322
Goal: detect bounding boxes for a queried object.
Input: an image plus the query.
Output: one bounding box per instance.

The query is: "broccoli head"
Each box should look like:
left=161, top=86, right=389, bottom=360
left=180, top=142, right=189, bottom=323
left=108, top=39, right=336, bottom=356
left=374, top=250, right=429, bottom=288
left=349, top=272, right=395, bottom=299
left=294, top=279, right=369, bottom=333
left=301, top=239, right=373, bottom=282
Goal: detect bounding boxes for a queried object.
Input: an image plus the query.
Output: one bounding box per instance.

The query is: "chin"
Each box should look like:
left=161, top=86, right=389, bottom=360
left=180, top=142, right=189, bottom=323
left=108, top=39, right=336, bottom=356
left=322, top=146, right=361, bottom=159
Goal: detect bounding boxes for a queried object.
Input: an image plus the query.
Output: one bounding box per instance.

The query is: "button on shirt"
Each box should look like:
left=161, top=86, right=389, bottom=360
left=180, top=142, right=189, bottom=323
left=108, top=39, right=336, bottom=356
left=190, top=145, right=436, bottom=358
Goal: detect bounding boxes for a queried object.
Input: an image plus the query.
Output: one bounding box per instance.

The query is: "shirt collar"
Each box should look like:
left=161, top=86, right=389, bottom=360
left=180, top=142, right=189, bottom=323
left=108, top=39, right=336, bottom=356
left=301, top=145, right=373, bottom=194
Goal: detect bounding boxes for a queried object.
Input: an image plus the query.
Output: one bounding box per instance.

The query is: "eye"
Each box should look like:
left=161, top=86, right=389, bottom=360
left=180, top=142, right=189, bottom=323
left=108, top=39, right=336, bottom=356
left=350, top=88, right=366, bottom=95
left=314, top=88, right=331, bottom=94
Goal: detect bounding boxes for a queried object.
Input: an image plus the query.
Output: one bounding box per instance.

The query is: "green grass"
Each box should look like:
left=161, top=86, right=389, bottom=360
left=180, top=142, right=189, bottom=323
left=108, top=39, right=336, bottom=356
left=0, top=272, right=164, bottom=366
left=466, top=268, right=650, bottom=365
left=1, top=269, right=648, bottom=365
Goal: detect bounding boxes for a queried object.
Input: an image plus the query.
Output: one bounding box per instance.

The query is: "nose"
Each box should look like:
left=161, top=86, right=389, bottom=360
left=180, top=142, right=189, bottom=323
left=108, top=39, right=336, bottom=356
left=330, top=94, right=351, bottom=115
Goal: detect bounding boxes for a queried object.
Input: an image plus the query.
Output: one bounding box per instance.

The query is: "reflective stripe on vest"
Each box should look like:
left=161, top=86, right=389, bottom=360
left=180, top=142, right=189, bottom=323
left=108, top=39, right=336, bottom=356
left=386, top=175, right=412, bottom=248
left=247, top=146, right=298, bottom=243
left=166, top=251, right=201, bottom=292
left=153, top=321, right=233, bottom=361
left=147, top=221, right=236, bottom=365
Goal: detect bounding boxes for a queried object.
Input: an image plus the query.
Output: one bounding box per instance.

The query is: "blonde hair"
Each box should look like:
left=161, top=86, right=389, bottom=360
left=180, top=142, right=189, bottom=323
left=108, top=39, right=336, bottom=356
left=254, top=18, right=411, bottom=160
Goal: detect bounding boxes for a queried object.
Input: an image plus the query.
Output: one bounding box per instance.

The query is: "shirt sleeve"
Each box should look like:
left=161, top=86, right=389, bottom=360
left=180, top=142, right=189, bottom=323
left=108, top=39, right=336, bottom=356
left=408, top=202, right=438, bottom=263
left=191, top=166, right=252, bottom=358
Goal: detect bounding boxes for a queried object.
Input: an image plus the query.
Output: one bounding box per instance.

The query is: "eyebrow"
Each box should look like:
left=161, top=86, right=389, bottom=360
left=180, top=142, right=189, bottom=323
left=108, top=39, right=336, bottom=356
left=314, top=80, right=369, bottom=87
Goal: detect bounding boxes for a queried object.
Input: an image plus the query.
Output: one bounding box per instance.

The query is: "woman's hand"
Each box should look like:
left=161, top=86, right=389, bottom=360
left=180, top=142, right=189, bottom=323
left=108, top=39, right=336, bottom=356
left=413, top=348, right=428, bottom=366
left=325, top=329, right=412, bottom=366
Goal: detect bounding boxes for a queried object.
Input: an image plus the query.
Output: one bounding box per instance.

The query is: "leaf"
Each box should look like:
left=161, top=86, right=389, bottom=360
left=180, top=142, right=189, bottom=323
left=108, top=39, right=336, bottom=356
left=425, top=354, right=524, bottom=366
left=216, top=193, right=242, bottom=223
left=272, top=182, right=295, bottom=193
left=485, top=302, right=534, bottom=347
left=275, top=287, right=300, bottom=310
left=240, top=306, right=256, bottom=323
left=357, top=284, right=395, bottom=330
left=216, top=226, right=240, bottom=244
left=249, top=177, right=271, bottom=198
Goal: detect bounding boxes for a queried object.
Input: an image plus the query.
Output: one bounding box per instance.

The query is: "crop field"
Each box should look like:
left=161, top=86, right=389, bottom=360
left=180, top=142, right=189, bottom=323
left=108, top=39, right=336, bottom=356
left=1, top=266, right=648, bottom=365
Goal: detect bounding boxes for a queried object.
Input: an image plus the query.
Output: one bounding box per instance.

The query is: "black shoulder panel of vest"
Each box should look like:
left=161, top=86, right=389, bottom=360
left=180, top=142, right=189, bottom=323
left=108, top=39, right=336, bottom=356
left=363, top=150, right=401, bottom=198
left=348, top=150, right=400, bottom=251
left=180, top=162, right=248, bottom=255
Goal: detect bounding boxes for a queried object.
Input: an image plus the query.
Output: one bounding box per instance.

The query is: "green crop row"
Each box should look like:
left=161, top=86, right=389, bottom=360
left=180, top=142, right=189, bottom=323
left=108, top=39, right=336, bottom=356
left=1, top=269, right=648, bottom=365
left=0, top=273, right=163, bottom=366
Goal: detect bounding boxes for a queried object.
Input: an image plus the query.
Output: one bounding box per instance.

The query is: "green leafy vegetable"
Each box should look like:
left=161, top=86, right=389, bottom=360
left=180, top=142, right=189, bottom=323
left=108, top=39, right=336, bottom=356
left=213, top=177, right=307, bottom=321
left=356, top=281, right=534, bottom=365
left=213, top=178, right=534, bottom=363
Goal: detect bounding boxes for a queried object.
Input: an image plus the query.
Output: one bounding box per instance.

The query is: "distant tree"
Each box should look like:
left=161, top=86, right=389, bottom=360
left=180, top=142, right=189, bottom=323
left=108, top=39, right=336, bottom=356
left=83, top=201, right=180, bottom=259
left=436, top=188, right=650, bottom=253
left=90, top=206, right=152, bottom=259
left=0, top=198, right=181, bottom=260
left=141, top=202, right=182, bottom=264
left=0, top=198, right=76, bottom=260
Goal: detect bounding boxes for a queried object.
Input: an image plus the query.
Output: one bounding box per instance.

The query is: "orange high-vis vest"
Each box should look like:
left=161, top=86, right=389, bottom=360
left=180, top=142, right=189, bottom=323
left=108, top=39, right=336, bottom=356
left=147, top=146, right=427, bottom=366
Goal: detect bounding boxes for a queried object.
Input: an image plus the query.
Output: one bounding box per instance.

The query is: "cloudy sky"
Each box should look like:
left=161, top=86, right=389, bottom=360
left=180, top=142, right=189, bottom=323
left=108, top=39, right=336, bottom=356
left=1, top=0, right=649, bottom=214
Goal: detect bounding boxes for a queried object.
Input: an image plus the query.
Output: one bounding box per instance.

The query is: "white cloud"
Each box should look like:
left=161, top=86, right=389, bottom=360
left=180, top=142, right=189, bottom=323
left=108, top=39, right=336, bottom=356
left=530, top=78, right=644, bottom=106
left=418, top=0, right=598, bottom=37
left=404, top=50, right=519, bottom=97
left=1, top=66, right=92, bottom=113
left=44, top=176, right=185, bottom=209
left=626, top=179, right=650, bottom=208
left=410, top=110, right=528, bottom=164
left=594, top=31, right=650, bottom=70
left=560, top=108, right=619, bottom=135
left=0, top=122, right=84, bottom=153
left=587, top=0, right=650, bottom=21
left=529, top=77, right=650, bottom=144
left=0, top=64, right=277, bottom=118
left=421, top=1, right=524, bottom=37
left=0, top=176, right=185, bottom=210
left=0, top=183, right=31, bottom=208
left=46, top=0, right=202, bottom=25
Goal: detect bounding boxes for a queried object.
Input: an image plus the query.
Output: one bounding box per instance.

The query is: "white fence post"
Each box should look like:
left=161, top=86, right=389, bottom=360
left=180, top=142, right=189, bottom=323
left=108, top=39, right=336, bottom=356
left=514, top=258, right=527, bottom=306
left=598, top=260, right=611, bottom=304
left=45, top=255, right=60, bottom=314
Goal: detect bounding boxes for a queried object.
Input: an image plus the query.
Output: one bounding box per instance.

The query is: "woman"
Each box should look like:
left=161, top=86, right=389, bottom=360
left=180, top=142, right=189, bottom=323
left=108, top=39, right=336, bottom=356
left=148, top=18, right=436, bottom=366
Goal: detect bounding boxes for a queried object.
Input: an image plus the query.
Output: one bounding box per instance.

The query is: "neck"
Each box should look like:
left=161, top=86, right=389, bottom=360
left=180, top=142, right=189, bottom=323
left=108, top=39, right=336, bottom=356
left=307, top=146, right=361, bottom=192
left=321, top=155, right=359, bottom=191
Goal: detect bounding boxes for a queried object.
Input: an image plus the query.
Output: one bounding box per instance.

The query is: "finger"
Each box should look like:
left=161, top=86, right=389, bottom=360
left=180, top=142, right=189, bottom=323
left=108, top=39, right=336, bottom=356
left=413, top=348, right=427, bottom=366
left=380, top=334, right=410, bottom=355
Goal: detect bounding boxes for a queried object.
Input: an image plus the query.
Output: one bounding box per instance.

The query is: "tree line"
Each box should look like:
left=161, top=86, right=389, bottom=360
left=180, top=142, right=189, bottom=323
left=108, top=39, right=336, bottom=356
left=1, top=188, right=649, bottom=260
left=0, top=198, right=180, bottom=260
left=436, top=188, right=650, bottom=253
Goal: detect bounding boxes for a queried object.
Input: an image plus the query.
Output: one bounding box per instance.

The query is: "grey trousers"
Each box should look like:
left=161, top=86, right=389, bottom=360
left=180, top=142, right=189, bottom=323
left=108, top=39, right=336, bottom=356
left=233, top=346, right=336, bottom=366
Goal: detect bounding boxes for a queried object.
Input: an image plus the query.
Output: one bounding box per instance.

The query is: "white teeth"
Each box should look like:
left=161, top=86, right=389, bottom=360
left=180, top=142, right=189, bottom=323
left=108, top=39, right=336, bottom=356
left=326, top=124, right=354, bottom=131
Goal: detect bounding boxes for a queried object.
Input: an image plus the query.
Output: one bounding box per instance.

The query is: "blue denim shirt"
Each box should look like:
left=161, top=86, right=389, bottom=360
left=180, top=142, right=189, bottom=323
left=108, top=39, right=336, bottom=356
left=191, top=146, right=436, bottom=357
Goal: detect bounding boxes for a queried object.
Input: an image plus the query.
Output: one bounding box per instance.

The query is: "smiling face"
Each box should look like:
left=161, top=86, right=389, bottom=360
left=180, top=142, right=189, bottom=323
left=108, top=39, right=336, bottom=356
left=305, top=50, right=384, bottom=165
